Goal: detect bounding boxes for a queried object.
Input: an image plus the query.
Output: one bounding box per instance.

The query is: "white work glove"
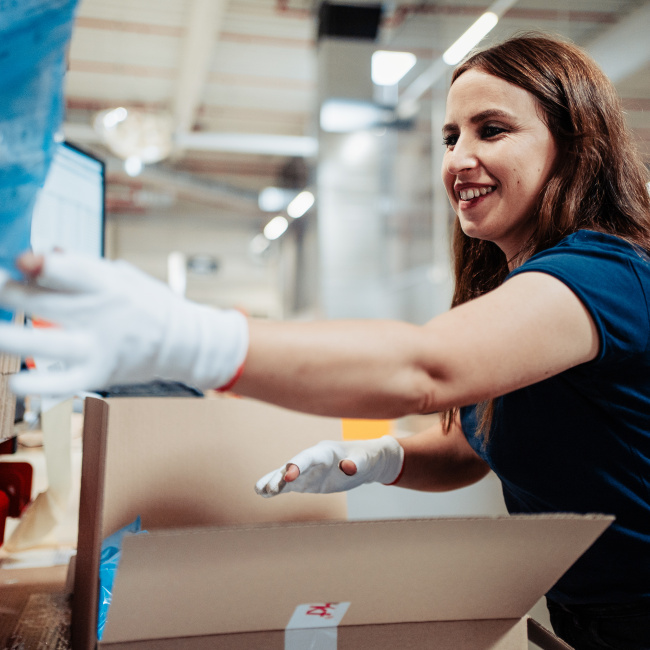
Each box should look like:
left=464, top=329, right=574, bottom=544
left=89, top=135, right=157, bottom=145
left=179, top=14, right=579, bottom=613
left=255, top=436, right=404, bottom=497
left=0, top=253, right=249, bottom=397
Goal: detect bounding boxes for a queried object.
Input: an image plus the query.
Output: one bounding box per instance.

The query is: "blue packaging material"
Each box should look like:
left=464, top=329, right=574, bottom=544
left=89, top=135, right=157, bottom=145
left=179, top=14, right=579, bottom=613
left=0, top=0, right=79, bottom=278
left=0, top=309, right=13, bottom=323
left=97, top=516, right=148, bottom=640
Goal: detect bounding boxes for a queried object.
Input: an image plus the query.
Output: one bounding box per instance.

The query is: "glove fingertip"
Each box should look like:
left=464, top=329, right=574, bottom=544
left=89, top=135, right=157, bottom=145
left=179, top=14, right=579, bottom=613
left=284, top=462, right=301, bottom=483
left=338, top=458, right=358, bottom=476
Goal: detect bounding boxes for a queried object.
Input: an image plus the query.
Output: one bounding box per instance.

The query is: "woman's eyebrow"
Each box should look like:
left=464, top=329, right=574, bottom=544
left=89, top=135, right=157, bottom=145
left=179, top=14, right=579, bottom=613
left=442, top=108, right=514, bottom=134
left=470, top=108, right=513, bottom=123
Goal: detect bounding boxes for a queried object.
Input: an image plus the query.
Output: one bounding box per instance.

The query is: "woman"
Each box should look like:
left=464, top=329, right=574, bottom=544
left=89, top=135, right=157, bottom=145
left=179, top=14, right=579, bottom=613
left=257, top=34, right=650, bottom=649
left=1, top=33, right=649, bottom=648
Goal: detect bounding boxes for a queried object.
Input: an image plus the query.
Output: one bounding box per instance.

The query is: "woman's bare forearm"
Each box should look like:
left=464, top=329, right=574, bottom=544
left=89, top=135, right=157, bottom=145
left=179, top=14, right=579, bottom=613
left=236, top=318, right=439, bottom=419
left=395, top=416, right=490, bottom=492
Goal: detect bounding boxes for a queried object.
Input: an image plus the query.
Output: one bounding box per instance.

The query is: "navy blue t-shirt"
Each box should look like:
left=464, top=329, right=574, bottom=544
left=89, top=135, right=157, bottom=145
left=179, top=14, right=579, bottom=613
left=461, top=230, right=650, bottom=604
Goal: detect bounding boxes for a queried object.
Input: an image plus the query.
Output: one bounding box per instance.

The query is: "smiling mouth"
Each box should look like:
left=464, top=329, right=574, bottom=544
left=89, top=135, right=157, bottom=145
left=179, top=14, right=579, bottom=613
left=458, top=186, right=495, bottom=201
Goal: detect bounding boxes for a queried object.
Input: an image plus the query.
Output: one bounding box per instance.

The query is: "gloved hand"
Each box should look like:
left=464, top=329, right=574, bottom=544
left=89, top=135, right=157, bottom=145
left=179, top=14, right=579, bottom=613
left=255, top=436, right=404, bottom=497
left=0, top=252, right=249, bottom=397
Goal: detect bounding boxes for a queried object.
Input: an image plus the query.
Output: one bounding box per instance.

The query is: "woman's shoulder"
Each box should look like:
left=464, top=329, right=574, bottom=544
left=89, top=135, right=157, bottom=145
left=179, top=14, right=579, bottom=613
left=508, top=229, right=650, bottom=304
left=521, top=230, right=650, bottom=272
left=513, top=230, right=650, bottom=364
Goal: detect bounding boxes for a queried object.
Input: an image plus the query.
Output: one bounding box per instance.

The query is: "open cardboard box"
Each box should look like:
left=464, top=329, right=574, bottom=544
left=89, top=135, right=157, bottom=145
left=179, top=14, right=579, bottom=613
left=72, top=396, right=613, bottom=650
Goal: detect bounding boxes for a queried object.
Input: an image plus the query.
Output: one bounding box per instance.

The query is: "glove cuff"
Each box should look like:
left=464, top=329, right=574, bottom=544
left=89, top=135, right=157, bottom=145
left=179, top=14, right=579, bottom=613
left=378, top=435, right=405, bottom=485
left=216, top=360, right=245, bottom=393
left=160, top=303, right=249, bottom=390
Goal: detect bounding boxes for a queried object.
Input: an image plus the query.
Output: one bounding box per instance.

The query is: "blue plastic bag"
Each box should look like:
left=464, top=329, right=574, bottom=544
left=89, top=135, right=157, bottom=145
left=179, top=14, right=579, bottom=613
left=97, top=516, right=148, bottom=640
left=0, top=0, right=79, bottom=278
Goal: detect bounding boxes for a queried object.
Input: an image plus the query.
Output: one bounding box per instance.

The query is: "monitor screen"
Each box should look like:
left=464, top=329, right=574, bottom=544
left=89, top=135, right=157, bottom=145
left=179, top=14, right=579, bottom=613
left=30, top=141, right=105, bottom=258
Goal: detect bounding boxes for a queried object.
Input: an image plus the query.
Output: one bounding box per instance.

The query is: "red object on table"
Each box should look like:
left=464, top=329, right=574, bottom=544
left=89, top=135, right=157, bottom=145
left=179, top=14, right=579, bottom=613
left=0, top=491, right=9, bottom=546
left=0, top=461, right=33, bottom=518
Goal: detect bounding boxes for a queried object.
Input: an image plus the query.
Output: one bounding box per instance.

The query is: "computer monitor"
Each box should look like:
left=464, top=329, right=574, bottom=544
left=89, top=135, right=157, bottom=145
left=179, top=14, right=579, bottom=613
left=30, top=141, right=105, bottom=258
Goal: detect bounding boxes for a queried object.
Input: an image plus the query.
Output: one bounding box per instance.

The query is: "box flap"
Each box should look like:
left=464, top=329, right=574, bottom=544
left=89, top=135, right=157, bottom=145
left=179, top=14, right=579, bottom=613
left=73, top=396, right=348, bottom=650
left=95, top=396, right=348, bottom=536
left=103, top=514, right=612, bottom=644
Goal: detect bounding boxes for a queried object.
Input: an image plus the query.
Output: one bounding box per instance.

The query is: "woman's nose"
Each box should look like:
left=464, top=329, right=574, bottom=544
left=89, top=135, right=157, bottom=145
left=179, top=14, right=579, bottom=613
left=445, top=137, right=479, bottom=175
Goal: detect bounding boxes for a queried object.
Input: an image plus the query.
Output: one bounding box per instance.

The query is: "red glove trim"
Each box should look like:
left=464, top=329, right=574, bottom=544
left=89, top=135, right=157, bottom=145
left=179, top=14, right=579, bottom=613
left=216, top=362, right=245, bottom=393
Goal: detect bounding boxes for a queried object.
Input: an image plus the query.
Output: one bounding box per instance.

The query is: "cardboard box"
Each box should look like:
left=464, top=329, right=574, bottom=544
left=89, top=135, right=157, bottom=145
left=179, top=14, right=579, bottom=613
left=72, top=396, right=612, bottom=650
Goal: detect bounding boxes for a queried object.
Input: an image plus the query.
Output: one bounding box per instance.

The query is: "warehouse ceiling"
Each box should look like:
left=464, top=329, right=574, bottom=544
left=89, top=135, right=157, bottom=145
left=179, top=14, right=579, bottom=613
left=63, top=0, right=650, bottom=219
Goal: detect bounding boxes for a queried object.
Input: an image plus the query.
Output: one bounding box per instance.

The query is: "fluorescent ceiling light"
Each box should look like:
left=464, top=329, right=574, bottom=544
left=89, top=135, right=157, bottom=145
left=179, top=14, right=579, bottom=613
left=287, top=191, right=315, bottom=219
left=101, top=107, right=128, bottom=129
left=320, top=99, right=393, bottom=133
left=340, top=132, right=376, bottom=166
left=250, top=233, right=271, bottom=256
left=443, top=12, right=498, bottom=66
left=258, top=187, right=297, bottom=212
left=372, top=51, right=417, bottom=86
left=124, top=156, right=143, bottom=177
left=264, top=216, right=289, bottom=241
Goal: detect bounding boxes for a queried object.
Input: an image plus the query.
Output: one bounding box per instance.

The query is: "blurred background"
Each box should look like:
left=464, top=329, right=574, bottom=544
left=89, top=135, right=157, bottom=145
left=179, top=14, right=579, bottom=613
left=60, top=0, right=650, bottom=325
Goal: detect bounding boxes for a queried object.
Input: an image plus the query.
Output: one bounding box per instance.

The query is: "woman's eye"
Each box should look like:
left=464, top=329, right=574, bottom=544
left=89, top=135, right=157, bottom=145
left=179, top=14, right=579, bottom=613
left=442, top=134, right=458, bottom=147
left=482, top=125, right=506, bottom=139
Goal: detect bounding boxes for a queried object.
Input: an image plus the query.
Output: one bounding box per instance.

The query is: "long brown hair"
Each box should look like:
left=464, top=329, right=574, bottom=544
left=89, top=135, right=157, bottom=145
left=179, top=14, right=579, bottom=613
left=442, top=33, right=650, bottom=439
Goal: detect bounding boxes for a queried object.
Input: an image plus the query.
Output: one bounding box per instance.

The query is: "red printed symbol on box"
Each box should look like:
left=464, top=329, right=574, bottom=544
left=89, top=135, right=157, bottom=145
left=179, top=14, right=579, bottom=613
left=306, top=603, right=338, bottom=619
left=286, top=601, right=350, bottom=630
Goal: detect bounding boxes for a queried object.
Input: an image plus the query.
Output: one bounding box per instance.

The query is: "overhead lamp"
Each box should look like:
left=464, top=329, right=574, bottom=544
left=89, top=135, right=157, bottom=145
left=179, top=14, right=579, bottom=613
left=124, top=156, right=143, bottom=177
left=94, top=107, right=173, bottom=166
left=442, top=12, right=498, bottom=65
left=264, top=216, right=289, bottom=241
left=287, top=191, right=315, bottom=219
left=320, top=99, right=394, bottom=133
left=371, top=51, right=416, bottom=86
left=250, top=233, right=271, bottom=256
left=101, top=107, right=128, bottom=129
left=258, top=187, right=298, bottom=212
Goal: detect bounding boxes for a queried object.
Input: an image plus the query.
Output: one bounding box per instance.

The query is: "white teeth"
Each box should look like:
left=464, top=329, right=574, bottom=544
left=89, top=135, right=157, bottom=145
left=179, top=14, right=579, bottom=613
left=459, top=186, right=493, bottom=201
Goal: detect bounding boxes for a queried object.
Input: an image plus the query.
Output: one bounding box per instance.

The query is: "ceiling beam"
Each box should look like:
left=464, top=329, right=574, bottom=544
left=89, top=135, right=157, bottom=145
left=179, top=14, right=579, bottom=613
left=63, top=122, right=318, bottom=158
left=172, top=0, right=230, bottom=138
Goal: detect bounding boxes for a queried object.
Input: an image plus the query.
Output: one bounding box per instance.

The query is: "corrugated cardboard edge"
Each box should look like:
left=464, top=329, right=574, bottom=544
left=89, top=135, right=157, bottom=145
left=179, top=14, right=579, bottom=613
left=0, top=314, right=23, bottom=375
left=97, top=618, right=569, bottom=650
left=71, top=398, right=110, bottom=650
left=0, top=315, right=23, bottom=441
left=0, top=353, right=20, bottom=375
left=98, top=618, right=530, bottom=650
left=0, top=373, right=17, bottom=442
left=527, top=616, right=573, bottom=649
left=0, top=342, right=21, bottom=441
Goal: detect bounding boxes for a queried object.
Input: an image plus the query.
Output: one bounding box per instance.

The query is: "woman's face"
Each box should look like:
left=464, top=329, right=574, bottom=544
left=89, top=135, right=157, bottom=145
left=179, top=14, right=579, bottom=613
left=442, top=69, right=558, bottom=262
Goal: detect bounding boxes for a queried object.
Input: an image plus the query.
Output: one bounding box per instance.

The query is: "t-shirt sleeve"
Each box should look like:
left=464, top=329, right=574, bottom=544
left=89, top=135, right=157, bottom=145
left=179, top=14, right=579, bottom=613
left=459, top=405, right=489, bottom=460
left=508, top=241, right=650, bottom=364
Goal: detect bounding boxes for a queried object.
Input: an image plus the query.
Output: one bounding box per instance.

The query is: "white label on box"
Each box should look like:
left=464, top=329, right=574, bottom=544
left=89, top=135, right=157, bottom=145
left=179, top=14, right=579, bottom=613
left=285, top=602, right=350, bottom=650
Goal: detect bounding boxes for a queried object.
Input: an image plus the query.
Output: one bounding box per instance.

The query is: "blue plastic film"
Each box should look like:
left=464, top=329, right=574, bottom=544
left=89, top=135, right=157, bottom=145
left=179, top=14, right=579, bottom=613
left=0, top=0, right=79, bottom=277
